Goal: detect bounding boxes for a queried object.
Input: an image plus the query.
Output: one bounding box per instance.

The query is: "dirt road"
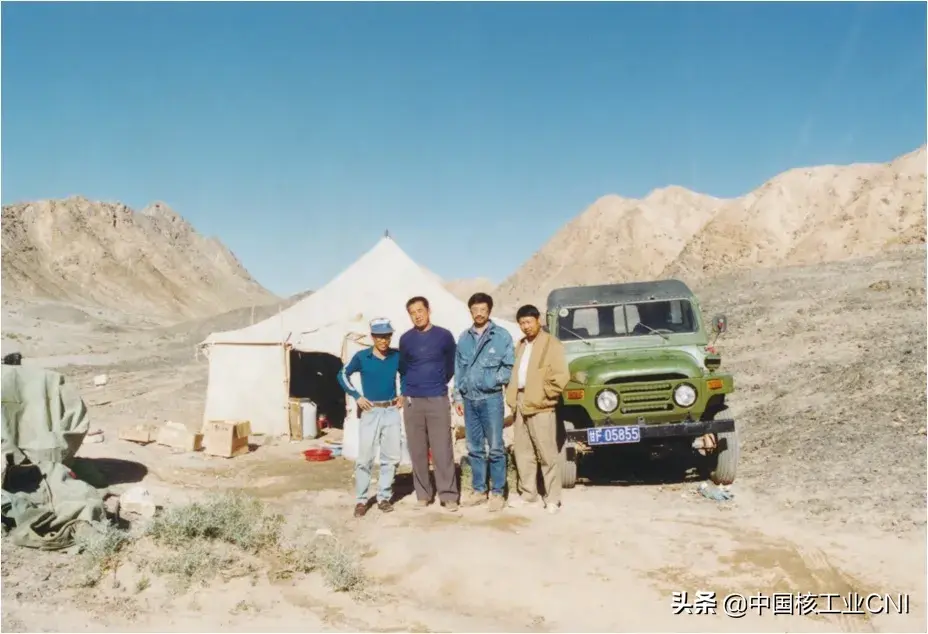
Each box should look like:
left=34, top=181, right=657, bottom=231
left=2, top=246, right=925, bottom=632
left=4, top=449, right=924, bottom=633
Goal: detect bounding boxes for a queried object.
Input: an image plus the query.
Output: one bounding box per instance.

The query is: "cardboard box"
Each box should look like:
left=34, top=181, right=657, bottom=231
left=119, top=423, right=159, bottom=444
left=202, top=420, right=252, bottom=458
left=157, top=421, right=204, bottom=452
left=288, top=400, right=303, bottom=441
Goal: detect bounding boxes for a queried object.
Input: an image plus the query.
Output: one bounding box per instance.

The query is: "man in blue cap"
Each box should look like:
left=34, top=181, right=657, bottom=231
left=337, top=317, right=405, bottom=518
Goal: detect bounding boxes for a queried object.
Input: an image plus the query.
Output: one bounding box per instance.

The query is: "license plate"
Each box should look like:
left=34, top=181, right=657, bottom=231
left=586, top=425, right=641, bottom=445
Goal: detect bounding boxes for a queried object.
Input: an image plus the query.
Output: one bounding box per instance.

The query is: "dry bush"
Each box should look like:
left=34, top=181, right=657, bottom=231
left=276, top=532, right=367, bottom=594
left=460, top=449, right=519, bottom=494
left=143, top=491, right=368, bottom=594
left=74, top=522, right=132, bottom=587
left=147, top=490, right=283, bottom=552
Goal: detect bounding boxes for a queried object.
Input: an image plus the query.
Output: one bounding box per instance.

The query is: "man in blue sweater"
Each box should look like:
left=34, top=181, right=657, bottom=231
left=453, top=292, right=514, bottom=511
left=399, top=296, right=459, bottom=511
left=337, top=318, right=405, bottom=518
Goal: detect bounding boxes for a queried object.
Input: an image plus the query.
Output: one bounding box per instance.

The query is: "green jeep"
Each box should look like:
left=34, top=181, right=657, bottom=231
left=547, top=279, right=738, bottom=488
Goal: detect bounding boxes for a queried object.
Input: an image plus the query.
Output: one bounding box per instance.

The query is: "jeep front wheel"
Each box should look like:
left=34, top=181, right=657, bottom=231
left=560, top=444, right=577, bottom=489
left=560, top=421, right=578, bottom=489
left=707, top=427, right=739, bottom=485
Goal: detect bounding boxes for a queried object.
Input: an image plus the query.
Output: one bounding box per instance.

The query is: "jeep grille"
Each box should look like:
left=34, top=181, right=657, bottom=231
left=614, top=379, right=675, bottom=414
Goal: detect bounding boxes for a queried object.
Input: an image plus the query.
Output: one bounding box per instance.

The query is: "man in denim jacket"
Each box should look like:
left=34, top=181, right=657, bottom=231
left=453, top=292, right=515, bottom=511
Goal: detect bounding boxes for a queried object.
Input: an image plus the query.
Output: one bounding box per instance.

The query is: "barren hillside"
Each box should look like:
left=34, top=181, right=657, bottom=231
left=443, top=277, right=496, bottom=302
left=495, top=146, right=926, bottom=310
left=1, top=197, right=278, bottom=321
left=493, top=188, right=725, bottom=310
left=665, top=146, right=927, bottom=280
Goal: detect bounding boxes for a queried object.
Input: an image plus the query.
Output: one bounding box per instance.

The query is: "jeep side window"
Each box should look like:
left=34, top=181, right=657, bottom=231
left=613, top=305, right=631, bottom=334
left=670, top=300, right=683, bottom=324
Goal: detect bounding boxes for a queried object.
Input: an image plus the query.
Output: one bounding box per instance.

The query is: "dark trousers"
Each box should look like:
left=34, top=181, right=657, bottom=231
left=403, top=395, right=458, bottom=503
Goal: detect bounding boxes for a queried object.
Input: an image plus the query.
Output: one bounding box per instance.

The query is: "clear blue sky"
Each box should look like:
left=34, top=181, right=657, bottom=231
left=3, top=1, right=925, bottom=297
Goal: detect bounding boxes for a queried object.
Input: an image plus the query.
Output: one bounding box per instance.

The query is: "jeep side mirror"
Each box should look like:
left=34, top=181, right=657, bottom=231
left=711, top=314, right=728, bottom=334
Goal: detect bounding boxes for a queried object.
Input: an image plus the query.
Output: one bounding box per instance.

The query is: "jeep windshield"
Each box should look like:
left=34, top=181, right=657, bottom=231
left=556, top=299, right=698, bottom=341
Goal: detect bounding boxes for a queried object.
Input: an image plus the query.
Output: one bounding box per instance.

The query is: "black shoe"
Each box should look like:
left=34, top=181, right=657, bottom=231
left=378, top=500, right=394, bottom=513
left=354, top=503, right=367, bottom=518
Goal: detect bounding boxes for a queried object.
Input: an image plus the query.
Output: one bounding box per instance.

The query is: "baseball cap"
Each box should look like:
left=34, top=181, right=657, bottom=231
left=369, top=317, right=394, bottom=335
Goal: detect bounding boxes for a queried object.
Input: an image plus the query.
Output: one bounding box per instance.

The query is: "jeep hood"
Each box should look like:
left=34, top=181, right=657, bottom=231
left=569, top=348, right=704, bottom=384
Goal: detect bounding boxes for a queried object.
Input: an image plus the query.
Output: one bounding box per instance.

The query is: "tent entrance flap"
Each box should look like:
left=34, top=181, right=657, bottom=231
left=288, top=350, right=346, bottom=430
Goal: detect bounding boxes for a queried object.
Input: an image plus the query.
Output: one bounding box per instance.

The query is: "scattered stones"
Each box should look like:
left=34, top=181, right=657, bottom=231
left=120, top=487, right=158, bottom=519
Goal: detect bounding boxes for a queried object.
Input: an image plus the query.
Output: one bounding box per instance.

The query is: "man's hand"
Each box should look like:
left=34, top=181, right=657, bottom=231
left=454, top=402, right=464, bottom=417
left=357, top=397, right=373, bottom=411
left=393, top=396, right=403, bottom=409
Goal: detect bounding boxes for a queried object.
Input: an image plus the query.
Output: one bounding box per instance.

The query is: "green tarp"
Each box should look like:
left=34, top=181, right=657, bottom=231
left=1, top=365, right=105, bottom=549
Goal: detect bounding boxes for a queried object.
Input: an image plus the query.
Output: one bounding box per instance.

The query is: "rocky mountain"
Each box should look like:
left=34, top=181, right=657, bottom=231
left=444, top=277, right=497, bottom=303
left=664, top=146, right=926, bottom=280
left=1, top=197, right=279, bottom=322
left=495, top=146, right=926, bottom=310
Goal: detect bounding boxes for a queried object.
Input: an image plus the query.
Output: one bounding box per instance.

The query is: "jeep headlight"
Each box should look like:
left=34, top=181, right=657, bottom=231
left=673, top=383, right=697, bottom=408
left=595, top=389, right=619, bottom=414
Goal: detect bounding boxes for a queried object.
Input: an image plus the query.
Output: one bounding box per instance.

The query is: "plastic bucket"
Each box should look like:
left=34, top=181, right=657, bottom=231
left=300, top=401, right=319, bottom=439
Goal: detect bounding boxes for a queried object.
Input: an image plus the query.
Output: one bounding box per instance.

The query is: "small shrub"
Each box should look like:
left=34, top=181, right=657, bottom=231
left=148, top=491, right=283, bottom=552
left=276, top=533, right=366, bottom=594
left=459, top=460, right=474, bottom=492
left=73, top=522, right=132, bottom=586
left=77, top=523, right=130, bottom=568
left=142, top=491, right=369, bottom=595
left=135, top=575, right=150, bottom=593
left=149, top=539, right=238, bottom=590
left=316, top=538, right=366, bottom=593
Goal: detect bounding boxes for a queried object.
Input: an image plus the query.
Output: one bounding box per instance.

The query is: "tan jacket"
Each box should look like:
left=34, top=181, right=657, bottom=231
left=505, top=329, right=570, bottom=415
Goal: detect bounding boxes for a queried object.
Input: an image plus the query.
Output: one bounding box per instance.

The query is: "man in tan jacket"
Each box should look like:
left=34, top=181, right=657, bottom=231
left=505, top=304, right=570, bottom=513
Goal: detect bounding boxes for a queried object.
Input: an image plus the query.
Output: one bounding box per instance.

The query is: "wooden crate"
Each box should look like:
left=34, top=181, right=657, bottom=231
left=202, top=420, right=252, bottom=458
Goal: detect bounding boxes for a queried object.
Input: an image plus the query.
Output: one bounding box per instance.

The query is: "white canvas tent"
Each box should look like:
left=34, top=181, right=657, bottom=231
left=198, top=236, right=523, bottom=438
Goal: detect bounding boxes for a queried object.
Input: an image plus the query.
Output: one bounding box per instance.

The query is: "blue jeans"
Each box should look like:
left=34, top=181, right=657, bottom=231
left=463, top=392, right=506, bottom=496
left=355, top=406, right=402, bottom=504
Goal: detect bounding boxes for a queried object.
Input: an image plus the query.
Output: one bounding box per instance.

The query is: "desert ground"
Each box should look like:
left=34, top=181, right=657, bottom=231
left=2, top=244, right=925, bottom=633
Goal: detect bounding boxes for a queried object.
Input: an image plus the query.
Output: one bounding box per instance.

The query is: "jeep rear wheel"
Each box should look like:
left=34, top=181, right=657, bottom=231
left=707, top=428, right=739, bottom=485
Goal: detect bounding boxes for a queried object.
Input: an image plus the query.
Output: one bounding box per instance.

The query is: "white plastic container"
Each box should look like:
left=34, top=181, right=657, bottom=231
left=342, top=407, right=411, bottom=467
left=343, top=416, right=359, bottom=461
left=300, top=400, right=319, bottom=439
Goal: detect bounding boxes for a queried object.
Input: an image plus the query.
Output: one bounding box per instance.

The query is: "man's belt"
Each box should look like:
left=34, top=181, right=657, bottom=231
left=369, top=399, right=399, bottom=408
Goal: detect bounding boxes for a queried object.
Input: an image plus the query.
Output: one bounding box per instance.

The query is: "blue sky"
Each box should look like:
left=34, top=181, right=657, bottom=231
left=2, top=1, right=925, bottom=297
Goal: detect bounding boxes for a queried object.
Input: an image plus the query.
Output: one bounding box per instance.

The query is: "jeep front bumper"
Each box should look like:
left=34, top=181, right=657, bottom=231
left=566, top=418, right=735, bottom=444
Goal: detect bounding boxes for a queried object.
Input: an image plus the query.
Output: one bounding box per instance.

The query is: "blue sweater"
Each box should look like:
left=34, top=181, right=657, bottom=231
left=399, top=325, right=456, bottom=398
left=337, top=348, right=404, bottom=402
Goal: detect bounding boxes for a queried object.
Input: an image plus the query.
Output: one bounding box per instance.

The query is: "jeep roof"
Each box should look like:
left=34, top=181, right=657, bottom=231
left=546, top=279, right=695, bottom=311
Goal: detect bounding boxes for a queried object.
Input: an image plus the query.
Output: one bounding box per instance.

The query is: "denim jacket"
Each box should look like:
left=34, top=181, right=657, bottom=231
left=452, top=320, right=515, bottom=403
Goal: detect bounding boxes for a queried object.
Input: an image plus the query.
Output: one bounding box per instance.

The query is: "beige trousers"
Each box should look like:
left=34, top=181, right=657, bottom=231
left=513, top=393, right=561, bottom=505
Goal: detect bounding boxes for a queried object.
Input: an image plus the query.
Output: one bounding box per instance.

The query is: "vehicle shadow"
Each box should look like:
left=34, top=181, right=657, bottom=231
left=576, top=448, right=704, bottom=487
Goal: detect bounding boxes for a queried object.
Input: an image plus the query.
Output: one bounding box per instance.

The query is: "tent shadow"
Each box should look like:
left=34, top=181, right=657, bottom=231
left=69, top=457, right=149, bottom=489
